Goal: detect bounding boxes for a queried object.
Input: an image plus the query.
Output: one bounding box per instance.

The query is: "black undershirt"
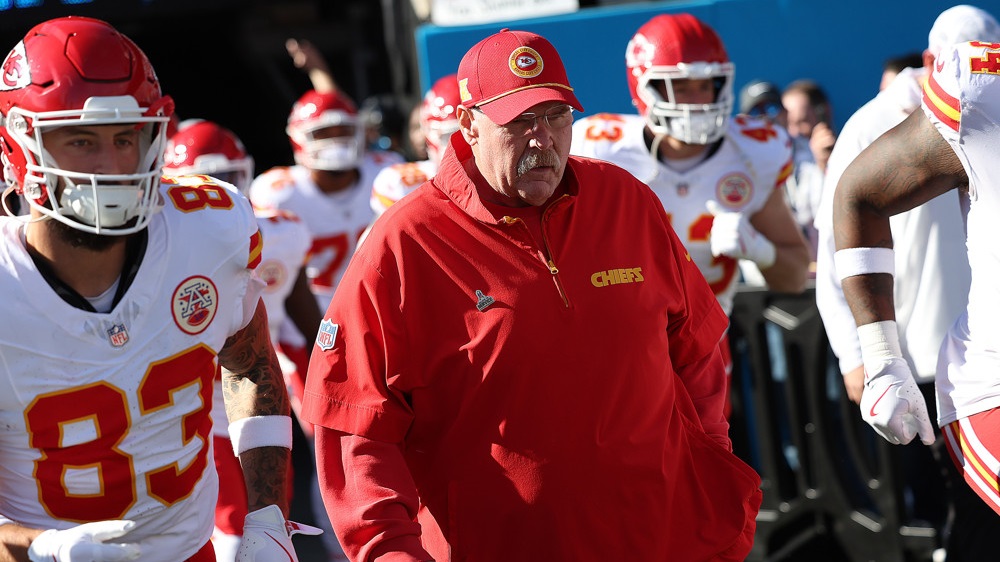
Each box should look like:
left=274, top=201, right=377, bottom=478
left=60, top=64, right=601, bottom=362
left=28, top=230, right=148, bottom=313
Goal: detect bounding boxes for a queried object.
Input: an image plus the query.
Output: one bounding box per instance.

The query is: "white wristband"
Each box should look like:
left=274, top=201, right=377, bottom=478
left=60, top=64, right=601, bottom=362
left=229, top=415, right=292, bottom=456
left=834, top=247, right=894, bottom=280
left=857, top=320, right=903, bottom=362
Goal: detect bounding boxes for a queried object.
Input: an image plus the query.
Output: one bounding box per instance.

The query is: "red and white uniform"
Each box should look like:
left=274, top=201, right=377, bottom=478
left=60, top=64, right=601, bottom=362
left=0, top=177, right=263, bottom=561
left=924, top=42, right=1000, bottom=425
left=924, top=40, right=1000, bottom=515
left=253, top=210, right=312, bottom=342
left=249, top=152, right=401, bottom=346
left=571, top=112, right=792, bottom=314
left=370, top=160, right=438, bottom=218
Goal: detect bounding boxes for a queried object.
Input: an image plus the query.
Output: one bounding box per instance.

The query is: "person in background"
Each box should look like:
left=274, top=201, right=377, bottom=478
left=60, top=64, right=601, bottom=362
left=286, top=38, right=337, bottom=94
left=302, top=28, right=762, bottom=561
left=249, top=88, right=403, bottom=400
left=251, top=57, right=404, bottom=562
left=360, top=94, right=409, bottom=155
left=817, top=6, right=1000, bottom=559
left=880, top=51, right=925, bottom=91
left=367, top=73, right=460, bottom=227
left=0, top=16, right=315, bottom=561
left=571, top=13, right=810, bottom=398
left=163, top=119, right=324, bottom=561
left=779, top=79, right=836, bottom=259
left=739, top=79, right=783, bottom=122
left=404, top=101, right=430, bottom=162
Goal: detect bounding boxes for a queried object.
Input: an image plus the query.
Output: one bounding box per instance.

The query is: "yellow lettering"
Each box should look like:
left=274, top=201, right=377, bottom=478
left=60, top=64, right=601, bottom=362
left=591, top=267, right=644, bottom=287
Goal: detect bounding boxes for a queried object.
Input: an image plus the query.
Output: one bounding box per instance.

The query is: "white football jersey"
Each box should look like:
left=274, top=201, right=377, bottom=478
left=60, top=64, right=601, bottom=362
left=572, top=112, right=793, bottom=314
left=249, top=152, right=402, bottom=332
left=0, top=177, right=263, bottom=559
left=370, top=159, right=437, bottom=218
left=253, top=209, right=312, bottom=339
left=924, top=41, right=1000, bottom=424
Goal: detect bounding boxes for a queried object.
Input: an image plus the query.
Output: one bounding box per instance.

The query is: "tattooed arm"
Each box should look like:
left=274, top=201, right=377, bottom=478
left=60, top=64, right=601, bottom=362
left=832, top=108, right=967, bottom=326
left=219, top=299, right=292, bottom=514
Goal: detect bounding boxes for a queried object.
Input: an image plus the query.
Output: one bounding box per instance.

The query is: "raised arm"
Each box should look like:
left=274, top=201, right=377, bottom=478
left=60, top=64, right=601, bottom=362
left=286, top=38, right=337, bottom=94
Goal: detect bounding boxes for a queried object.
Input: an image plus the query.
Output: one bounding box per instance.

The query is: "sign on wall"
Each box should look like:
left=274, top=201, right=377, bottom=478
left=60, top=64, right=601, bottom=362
left=432, top=0, right=578, bottom=27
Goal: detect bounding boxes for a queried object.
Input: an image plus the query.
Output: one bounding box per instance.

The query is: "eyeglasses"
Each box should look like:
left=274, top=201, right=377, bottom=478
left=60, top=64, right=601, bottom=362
left=474, top=104, right=574, bottom=135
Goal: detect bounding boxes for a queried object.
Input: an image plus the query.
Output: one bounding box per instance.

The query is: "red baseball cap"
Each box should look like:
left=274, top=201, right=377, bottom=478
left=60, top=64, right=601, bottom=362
left=457, top=29, right=583, bottom=125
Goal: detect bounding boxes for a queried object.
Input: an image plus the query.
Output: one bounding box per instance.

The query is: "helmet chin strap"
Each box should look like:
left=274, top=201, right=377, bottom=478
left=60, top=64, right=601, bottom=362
left=1, top=184, right=48, bottom=225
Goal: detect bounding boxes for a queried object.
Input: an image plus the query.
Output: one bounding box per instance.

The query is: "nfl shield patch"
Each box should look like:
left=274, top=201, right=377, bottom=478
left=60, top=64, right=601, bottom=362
left=316, top=320, right=339, bottom=351
left=107, top=323, right=129, bottom=347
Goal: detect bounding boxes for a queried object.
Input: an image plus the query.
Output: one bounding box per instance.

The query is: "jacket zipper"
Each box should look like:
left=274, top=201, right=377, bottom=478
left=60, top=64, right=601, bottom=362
left=502, top=213, right=570, bottom=307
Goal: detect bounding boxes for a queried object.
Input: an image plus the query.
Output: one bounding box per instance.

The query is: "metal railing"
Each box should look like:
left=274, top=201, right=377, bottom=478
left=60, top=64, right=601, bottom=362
left=728, top=285, right=939, bottom=562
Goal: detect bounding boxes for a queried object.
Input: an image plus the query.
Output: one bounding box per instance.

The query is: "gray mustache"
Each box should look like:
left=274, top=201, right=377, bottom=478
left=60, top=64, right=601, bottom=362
left=517, top=151, right=561, bottom=177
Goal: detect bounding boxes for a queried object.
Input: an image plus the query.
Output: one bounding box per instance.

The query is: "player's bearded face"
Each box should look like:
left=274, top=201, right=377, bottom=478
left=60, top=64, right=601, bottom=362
left=50, top=217, right=134, bottom=251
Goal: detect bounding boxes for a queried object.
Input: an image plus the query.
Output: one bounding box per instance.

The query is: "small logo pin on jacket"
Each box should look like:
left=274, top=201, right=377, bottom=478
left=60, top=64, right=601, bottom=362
left=475, top=290, right=495, bottom=311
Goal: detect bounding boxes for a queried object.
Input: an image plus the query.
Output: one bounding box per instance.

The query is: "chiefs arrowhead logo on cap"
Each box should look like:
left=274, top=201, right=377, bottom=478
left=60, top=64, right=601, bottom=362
left=509, top=46, right=543, bottom=78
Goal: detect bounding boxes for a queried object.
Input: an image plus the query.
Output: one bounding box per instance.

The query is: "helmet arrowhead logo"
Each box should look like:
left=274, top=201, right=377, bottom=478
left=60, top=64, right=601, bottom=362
left=1, top=42, right=29, bottom=90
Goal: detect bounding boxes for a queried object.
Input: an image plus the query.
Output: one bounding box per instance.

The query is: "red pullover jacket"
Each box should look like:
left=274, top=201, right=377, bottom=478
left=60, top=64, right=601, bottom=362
left=302, top=135, right=762, bottom=561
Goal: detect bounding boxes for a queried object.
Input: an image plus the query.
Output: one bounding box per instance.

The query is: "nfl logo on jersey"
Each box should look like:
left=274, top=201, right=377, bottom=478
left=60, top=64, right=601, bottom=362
left=317, top=320, right=339, bottom=351
left=107, top=323, right=129, bottom=347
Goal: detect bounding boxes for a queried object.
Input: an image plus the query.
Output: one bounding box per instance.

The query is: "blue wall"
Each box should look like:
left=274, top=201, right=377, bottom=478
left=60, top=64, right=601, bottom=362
left=416, top=0, right=1000, bottom=131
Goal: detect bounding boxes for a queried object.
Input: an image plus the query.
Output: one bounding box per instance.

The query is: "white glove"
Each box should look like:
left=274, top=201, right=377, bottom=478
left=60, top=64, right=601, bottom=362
left=860, top=357, right=935, bottom=445
left=706, top=200, right=776, bottom=268
left=857, top=321, right=935, bottom=446
left=28, top=520, right=140, bottom=562
left=236, top=505, right=323, bottom=561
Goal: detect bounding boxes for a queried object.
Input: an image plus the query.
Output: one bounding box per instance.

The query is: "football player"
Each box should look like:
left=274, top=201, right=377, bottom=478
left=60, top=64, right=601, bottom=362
left=366, top=74, right=460, bottom=229
left=571, top=12, right=810, bottom=316
left=249, top=90, right=403, bottom=386
left=834, top=37, right=1000, bottom=522
left=570, top=13, right=810, bottom=393
left=0, top=16, right=317, bottom=561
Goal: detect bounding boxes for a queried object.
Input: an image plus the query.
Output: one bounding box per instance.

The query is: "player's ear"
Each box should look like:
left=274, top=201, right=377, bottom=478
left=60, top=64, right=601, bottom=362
left=458, top=105, right=478, bottom=145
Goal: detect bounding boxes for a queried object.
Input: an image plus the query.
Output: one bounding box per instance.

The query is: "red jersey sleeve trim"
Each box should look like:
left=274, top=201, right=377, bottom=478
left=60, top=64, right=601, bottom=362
left=247, top=229, right=263, bottom=269
left=775, top=159, right=794, bottom=187
left=923, top=72, right=960, bottom=132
